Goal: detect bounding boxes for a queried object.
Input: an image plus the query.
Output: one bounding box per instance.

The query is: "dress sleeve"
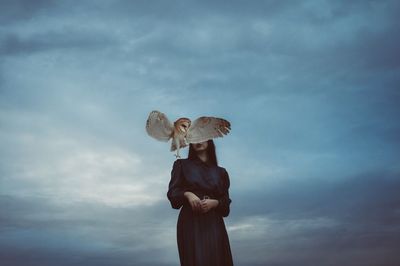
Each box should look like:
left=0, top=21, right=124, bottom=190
left=167, top=159, right=186, bottom=209
left=216, top=168, right=232, bottom=217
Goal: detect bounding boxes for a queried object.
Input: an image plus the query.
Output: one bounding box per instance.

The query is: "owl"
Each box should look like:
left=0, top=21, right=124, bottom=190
left=145, top=110, right=231, bottom=158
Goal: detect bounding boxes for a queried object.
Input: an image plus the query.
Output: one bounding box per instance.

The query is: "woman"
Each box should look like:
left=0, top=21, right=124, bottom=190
left=167, top=139, right=234, bottom=266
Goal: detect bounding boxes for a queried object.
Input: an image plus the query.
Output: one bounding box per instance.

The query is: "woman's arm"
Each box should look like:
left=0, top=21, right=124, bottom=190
left=215, top=168, right=232, bottom=217
left=167, top=160, right=186, bottom=209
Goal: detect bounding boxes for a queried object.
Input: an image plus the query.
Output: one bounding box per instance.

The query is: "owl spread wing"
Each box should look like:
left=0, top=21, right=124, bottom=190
left=186, top=116, right=231, bottom=144
left=145, top=110, right=174, bottom=142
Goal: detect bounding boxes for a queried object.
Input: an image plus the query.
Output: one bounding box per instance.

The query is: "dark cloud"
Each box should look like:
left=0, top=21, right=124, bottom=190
left=103, top=0, right=294, bottom=21
left=229, top=170, right=400, bottom=265
left=0, top=195, right=179, bottom=266
left=0, top=0, right=56, bottom=24
left=0, top=31, right=116, bottom=56
left=0, top=248, right=176, bottom=266
left=234, top=169, right=400, bottom=222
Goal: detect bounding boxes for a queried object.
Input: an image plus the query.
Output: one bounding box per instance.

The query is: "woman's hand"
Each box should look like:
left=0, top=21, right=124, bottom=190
left=184, top=192, right=201, bottom=212
left=200, top=199, right=219, bottom=213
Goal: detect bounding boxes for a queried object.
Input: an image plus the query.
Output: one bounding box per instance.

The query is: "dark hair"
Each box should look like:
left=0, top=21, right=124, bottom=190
left=188, top=139, right=218, bottom=166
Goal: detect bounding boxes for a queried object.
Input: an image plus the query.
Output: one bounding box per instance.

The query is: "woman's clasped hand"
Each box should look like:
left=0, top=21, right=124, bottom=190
left=184, top=191, right=218, bottom=213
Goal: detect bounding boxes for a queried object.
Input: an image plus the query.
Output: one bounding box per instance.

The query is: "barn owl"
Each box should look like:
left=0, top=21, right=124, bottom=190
left=145, top=110, right=231, bottom=158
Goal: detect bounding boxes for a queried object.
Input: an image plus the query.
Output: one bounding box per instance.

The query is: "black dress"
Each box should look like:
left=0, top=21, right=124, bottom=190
left=167, top=157, right=233, bottom=266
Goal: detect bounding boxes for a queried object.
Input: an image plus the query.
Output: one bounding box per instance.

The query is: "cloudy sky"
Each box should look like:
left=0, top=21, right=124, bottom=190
left=1, top=0, right=400, bottom=265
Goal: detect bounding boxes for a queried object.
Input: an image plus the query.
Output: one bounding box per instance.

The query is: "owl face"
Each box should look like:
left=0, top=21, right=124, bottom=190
left=174, top=118, right=191, bottom=134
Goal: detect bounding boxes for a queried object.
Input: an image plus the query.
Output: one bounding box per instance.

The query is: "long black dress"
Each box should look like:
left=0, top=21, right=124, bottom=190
left=167, top=157, right=233, bottom=266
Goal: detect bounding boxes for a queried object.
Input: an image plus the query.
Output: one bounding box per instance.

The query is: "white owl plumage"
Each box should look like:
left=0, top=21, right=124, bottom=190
left=145, top=110, right=231, bottom=158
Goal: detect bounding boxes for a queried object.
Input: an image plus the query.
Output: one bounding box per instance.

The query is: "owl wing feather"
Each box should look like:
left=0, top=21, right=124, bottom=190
left=145, top=110, right=174, bottom=142
left=186, top=116, right=231, bottom=144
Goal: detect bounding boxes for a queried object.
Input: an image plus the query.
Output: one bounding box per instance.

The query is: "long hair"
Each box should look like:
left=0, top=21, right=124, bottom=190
left=188, top=139, right=218, bottom=166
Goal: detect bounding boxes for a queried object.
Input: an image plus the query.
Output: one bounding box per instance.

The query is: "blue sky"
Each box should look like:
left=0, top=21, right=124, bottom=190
left=1, top=0, right=399, bottom=265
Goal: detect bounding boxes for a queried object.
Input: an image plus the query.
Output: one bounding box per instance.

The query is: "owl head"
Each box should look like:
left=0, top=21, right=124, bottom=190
left=174, top=118, right=191, bottom=134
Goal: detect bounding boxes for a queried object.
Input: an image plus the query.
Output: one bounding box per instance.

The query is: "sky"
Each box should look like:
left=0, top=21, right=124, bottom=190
left=0, top=0, right=399, bottom=265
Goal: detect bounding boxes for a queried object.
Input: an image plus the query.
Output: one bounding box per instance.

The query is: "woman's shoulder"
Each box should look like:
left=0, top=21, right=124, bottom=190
left=172, top=158, right=190, bottom=167
left=174, top=158, right=190, bottom=164
left=216, top=161, right=226, bottom=170
left=217, top=165, right=228, bottom=175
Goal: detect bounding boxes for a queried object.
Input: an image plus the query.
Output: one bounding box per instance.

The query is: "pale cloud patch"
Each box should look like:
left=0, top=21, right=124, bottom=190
left=0, top=111, right=168, bottom=207
left=228, top=215, right=339, bottom=240
left=228, top=215, right=341, bottom=265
